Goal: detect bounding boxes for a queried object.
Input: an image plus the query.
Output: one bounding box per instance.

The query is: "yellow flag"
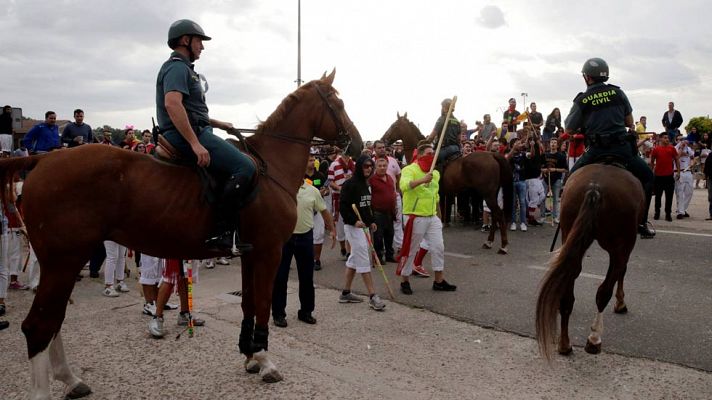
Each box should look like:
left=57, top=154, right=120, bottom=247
left=514, top=111, right=529, bottom=123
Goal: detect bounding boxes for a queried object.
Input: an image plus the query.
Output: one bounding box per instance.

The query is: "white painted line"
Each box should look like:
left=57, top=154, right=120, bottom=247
left=654, top=229, right=712, bottom=238
left=527, top=265, right=604, bottom=281
left=444, top=251, right=474, bottom=259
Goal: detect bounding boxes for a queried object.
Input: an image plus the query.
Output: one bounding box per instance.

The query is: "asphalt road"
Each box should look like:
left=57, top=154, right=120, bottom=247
left=313, top=188, right=712, bottom=371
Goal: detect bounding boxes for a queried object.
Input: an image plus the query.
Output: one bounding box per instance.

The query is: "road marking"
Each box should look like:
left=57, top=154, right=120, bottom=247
left=655, top=229, right=712, bottom=238
left=527, top=265, right=604, bottom=281
left=444, top=251, right=474, bottom=259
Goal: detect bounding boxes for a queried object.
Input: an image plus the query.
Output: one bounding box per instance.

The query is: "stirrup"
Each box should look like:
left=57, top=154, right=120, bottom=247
left=229, top=231, right=253, bottom=256
left=206, top=231, right=253, bottom=255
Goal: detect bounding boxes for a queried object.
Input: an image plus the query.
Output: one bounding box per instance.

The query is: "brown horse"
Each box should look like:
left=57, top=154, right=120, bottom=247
left=4, top=71, right=363, bottom=399
left=536, top=164, right=644, bottom=358
left=381, top=113, right=513, bottom=253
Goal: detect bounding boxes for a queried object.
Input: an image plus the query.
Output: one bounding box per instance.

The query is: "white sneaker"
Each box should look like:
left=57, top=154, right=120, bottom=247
left=143, top=302, right=157, bottom=316
left=520, top=223, right=528, bottom=232
left=148, top=317, right=165, bottom=338
left=509, top=223, right=517, bottom=231
left=553, top=218, right=560, bottom=224
left=115, top=281, right=130, bottom=293
left=216, top=257, right=230, bottom=265
left=164, top=302, right=179, bottom=311
left=102, top=286, right=119, bottom=297
left=369, top=294, right=386, bottom=311
left=204, top=260, right=215, bottom=269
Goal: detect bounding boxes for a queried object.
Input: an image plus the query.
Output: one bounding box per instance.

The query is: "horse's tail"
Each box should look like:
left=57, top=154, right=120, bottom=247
left=494, top=154, right=513, bottom=223
left=0, top=155, right=42, bottom=208
left=536, top=182, right=601, bottom=360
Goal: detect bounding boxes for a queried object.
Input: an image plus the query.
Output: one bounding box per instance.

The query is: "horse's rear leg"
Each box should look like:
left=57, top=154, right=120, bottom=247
left=23, top=255, right=89, bottom=399
left=558, top=282, right=575, bottom=355
left=585, top=251, right=628, bottom=354
left=614, top=266, right=629, bottom=314
left=488, top=204, right=509, bottom=254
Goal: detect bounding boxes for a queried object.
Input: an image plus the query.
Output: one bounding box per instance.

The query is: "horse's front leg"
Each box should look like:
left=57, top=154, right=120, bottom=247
left=238, top=261, right=259, bottom=374
left=244, top=250, right=283, bottom=383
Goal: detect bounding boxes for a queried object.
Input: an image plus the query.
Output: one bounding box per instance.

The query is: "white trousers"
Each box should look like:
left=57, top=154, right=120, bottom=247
left=526, top=178, right=546, bottom=209
left=567, top=156, right=581, bottom=172
left=393, top=194, right=403, bottom=249
left=5, top=229, right=23, bottom=275
left=401, top=216, right=444, bottom=277
left=103, top=241, right=126, bottom=285
left=344, top=225, right=372, bottom=273
left=26, top=246, right=40, bottom=290
left=675, top=171, right=693, bottom=214
left=139, top=255, right=162, bottom=285
left=0, top=233, right=7, bottom=298
left=313, top=212, right=325, bottom=245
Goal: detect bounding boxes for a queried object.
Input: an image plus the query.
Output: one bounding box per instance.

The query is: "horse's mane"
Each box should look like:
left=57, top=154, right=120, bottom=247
left=256, top=82, right=312, bottom=135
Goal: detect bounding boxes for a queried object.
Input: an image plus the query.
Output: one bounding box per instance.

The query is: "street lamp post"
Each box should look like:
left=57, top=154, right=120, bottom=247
left=296, top=0, right=303, bottom=87
left=521, top=92, right=528, bottom=110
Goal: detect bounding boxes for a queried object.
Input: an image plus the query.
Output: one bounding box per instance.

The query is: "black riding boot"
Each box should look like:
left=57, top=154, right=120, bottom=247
left=206, top=175, right=254, bottom=254
left=638, top=183, right=655, bottom=239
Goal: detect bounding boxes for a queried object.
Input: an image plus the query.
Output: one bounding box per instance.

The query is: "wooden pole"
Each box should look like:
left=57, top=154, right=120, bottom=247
left=429, top=96, right=458, bottom=173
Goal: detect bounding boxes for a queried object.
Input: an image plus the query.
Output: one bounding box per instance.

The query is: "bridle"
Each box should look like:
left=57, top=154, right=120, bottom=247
left=227, top=82, right=354, bottom=200
left=256, top=83, right=352, bottom=152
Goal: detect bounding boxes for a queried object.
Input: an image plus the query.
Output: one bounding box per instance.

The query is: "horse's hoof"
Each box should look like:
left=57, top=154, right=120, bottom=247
left=244, top=359, right=260, bottom=374
left=558, top=346, right=573, bottom=356
left=261, top=369, right=283, bottom=383
left=584, top=340, right=601, bottom=354
left=65, top=382, right=92, bottom=399
left=614, top=304, right=628, bottom=314
left=482, top=241, right=493, bottom=249
left=497, top=247, right=508, bottom=255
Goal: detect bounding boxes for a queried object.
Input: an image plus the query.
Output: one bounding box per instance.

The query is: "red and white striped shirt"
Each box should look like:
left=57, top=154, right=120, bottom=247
left=328, top=157, right=354, bottom=194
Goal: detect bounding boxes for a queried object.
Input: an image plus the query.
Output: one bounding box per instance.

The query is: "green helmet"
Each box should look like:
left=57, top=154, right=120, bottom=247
left=167, top=19, right=211, bottom=48
left=581, top=57, right=609, bottom=80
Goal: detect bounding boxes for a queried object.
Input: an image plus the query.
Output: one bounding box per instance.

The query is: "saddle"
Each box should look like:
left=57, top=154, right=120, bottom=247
left=153, top=134, right=260, bottom=205
left=437, top=150, right=463, bottom=170
left=590, top=154, right=627, bottom=169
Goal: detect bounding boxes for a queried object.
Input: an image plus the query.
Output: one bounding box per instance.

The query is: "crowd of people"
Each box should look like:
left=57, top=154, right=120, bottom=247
left=1, top=54, right=712, bottom=333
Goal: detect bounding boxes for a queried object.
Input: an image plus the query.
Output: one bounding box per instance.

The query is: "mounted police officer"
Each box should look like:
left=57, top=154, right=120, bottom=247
left=564, top=57, right=655, bottom=238
left=156, top=19, right=256, bottom=252
left=426, top=98, right=461, bottom=166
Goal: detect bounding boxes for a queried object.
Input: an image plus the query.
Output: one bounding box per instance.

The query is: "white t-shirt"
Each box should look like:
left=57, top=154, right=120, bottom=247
left=676, top=143, right=694, bottom=170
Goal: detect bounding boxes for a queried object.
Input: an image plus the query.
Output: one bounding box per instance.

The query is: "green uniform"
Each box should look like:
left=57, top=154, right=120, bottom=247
left=155, top=51, right=255, bottom=181
left=564, top=82, right=653, bottom=189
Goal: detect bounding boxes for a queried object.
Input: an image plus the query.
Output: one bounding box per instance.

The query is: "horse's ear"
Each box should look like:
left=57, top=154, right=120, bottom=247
left=320, top=71, right=327, bottom=80
left=397, top=111, right=401, bottom=118
left=324, top=68, right=336, bottom=85
left=404, top=112, right=408, bottom=119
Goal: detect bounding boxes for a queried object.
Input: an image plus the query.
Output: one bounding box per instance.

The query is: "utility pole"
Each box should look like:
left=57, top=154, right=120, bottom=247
left=521, top=92, right=528, bottom=109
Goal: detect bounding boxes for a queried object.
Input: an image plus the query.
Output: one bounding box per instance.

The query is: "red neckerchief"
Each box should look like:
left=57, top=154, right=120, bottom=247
left=416, top=154, right=434, bottom=172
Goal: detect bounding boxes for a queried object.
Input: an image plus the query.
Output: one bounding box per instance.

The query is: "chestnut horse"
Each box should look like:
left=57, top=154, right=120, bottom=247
left=4, top=71, right=362, bottom=399
left=536, top=164, right=644, bottom=358
left=381, top=113, right=513, bottom=253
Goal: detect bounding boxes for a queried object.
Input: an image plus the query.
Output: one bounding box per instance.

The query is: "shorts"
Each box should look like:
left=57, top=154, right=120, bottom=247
left=139, top=255, right=162, bottom=285
left=313, top=211, right=325, bottom=245
left=344, top=224, right=372, bottom=273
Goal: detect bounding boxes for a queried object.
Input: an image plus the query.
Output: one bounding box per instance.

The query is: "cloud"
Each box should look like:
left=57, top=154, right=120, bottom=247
left=476, top=5, right=506, bottom=29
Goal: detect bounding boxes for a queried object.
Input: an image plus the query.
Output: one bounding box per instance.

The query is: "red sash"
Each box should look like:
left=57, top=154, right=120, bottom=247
left=396, top=214, right=418, bottom=276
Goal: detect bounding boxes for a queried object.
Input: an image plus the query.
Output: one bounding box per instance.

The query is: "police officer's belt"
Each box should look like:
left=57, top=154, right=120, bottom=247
left=590, top=133, right=625, bottom=147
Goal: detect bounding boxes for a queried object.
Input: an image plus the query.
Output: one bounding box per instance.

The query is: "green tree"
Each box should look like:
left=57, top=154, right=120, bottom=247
left=684, top=116, right=712, bottom=134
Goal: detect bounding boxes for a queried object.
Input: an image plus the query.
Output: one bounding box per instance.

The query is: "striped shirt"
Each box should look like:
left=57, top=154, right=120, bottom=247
left=328, top=158, right=354, bottom=194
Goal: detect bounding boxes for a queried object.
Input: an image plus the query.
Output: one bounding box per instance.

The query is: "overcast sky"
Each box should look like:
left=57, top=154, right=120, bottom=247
left=2, top=0, right=710, bottom=140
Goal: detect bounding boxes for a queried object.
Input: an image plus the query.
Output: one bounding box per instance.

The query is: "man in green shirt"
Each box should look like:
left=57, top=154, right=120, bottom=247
left=271, top=167, right=336, bottom=328
left=156, top=19, right=256, bottom=253
left=396, top=143, right=457, bottom=295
